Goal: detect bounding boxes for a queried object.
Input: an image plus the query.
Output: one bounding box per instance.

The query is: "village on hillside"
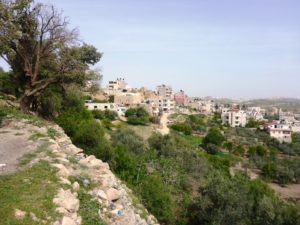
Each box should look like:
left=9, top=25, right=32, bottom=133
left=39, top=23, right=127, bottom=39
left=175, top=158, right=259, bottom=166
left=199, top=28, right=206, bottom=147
left=85, top=78, right=300, bottom=144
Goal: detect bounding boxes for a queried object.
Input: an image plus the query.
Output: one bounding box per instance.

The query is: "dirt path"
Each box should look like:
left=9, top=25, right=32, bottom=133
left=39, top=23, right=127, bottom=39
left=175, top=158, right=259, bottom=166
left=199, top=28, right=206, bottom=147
left=0, top=120, right=44, bottom=175
left=157, top=113, right=170, bottom=135
left=269, top=183, right=300, bottom=200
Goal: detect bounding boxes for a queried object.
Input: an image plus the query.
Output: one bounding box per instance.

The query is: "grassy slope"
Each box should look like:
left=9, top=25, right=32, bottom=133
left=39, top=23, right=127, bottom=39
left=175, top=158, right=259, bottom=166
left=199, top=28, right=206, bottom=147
left=0, top=161, right=60, bottom=225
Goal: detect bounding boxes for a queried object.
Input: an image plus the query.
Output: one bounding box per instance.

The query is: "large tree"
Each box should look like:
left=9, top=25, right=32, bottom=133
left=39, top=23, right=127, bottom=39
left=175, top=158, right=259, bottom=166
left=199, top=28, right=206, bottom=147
left=0, top=0, right=102, bottom=112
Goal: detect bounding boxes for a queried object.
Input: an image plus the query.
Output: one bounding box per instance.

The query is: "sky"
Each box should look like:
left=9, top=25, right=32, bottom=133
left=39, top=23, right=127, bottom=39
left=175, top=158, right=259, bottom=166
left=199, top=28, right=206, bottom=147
left=1, top=0, right=300, bottom=98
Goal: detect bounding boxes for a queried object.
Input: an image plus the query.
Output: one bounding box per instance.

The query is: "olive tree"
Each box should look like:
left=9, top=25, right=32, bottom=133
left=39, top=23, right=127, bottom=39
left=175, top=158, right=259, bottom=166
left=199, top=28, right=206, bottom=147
left=0, top=0, right=102, bottom=112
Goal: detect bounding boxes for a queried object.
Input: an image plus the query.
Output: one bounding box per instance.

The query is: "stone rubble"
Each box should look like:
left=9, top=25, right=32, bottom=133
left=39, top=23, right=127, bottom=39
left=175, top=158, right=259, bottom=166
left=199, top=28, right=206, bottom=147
left=47, top=124, right=160, bottom=225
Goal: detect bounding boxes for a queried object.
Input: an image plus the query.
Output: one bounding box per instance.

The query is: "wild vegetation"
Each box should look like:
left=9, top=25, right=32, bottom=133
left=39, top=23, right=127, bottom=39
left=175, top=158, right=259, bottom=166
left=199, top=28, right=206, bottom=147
left=1, top=1, right=300, bottom=225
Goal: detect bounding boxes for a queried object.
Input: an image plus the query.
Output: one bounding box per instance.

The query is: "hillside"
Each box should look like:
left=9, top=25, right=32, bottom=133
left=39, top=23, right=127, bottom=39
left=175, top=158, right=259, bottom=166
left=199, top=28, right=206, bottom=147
left=0, top=109, right=159, bottom=225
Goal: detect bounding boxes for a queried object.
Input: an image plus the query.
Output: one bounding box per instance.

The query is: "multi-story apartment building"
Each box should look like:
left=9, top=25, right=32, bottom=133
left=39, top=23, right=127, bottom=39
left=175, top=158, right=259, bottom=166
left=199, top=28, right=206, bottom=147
left=222, top=108, right=247, bottom=127
left=156, top=84, right=173, bottom=99
left=143, top=97, right=175, bottom=115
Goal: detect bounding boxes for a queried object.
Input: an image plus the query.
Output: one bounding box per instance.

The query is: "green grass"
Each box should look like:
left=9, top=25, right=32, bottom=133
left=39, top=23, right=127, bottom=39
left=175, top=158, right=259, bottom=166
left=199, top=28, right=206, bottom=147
left=29, top=132, right=48, bottom=141
left=199, top=151, right=240, bottom=174
left=18, top=143, right=50, bottom=166
left=0, top=161, right=60, bottom=225
left=78, top=191, right=107, bottom=225
left=0, top=106, right=47, bottom=127
left=182, top=135, right=203, bottom=148
left=47, top=128, right=58, bottom=140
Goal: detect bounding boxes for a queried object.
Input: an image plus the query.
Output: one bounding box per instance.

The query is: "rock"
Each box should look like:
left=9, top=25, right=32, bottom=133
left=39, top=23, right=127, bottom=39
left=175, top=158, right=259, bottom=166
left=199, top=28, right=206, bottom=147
left=52, top=164, right=71, bottom=178
left=106, top=188, right=121, bottom=201
left=72, top=182, right=80, bottom=191
left=61, top=216, right=77, bottom=225
left=56, top=207, right=68, bottom=214
left=96, top=189, right=107, bottom=200
left=53, top=189, right=79, bottom=212
left=30, top=212, right=38, bottom=221
left=60, top=177, right=71, bottom=185
left=15, top=209, right=26, bottom=219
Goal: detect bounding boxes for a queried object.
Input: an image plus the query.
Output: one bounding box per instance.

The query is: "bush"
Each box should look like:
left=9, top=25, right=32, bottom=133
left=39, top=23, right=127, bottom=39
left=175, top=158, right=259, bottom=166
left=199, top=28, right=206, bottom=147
left=56, top=107, right=93, bottom=137
left=111, top=129, right=146, bottom=155
left=125, top=107, right=149, bottom=125
left=170, top=123, right=192, bottom=135
left=92, top=110, right=118, bottom=121
left=262, top=162, right=277, bottom=180
left=205, top=144, right=219, bottom=155
left=111, top=146, right=139, bottom=183
left=202, top=127, right=225, bottom=147
left=0, top=108, right=7, bottom=125
left=149, top=116, right=160, bottom=124
left=73, top=120, right=112, bottom=162
left=139, top=174, right=175, bottom=224
left=233, top=145, right=245, bottom=156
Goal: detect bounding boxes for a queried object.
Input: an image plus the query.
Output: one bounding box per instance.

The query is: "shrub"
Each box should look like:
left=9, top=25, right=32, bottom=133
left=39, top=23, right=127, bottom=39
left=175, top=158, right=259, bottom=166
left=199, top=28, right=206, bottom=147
left=111, top=129, right=146, bottom=155
left=0, top=108, right=7, bottom=125
left=149, top=116, right=160, bottom=124
left=139, top=174, right=175, bottom=224
left=233, top=145, right=245, bottom=156
left=73, top=120, right=112, bottom=162
left=170, top=123, right=192, bottom=135
left=262, top=162, right=277, bottom=180
left=125, top=107, right=149, bottom=125
left=205, top=144, right=219, bottom=155
left=56, top=107, right=93, bottom=137
left=202, top=127, right=225, bottom=147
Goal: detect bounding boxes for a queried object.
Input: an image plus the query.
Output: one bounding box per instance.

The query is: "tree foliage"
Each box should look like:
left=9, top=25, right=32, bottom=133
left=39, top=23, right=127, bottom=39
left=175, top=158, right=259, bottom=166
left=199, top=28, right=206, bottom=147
left=125, top=107, right=149, bottom=125
left=0, top=0, right=102, bottom=112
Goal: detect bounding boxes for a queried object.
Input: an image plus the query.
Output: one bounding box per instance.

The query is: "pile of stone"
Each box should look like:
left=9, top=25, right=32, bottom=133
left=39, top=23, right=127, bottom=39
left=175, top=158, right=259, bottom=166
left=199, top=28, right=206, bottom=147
left=48, top=124, right=159, bottom=225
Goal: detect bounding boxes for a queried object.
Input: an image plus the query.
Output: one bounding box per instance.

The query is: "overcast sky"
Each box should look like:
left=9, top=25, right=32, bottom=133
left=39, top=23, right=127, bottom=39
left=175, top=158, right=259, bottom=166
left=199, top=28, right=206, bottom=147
left=1, top=0, right=300, bottom=98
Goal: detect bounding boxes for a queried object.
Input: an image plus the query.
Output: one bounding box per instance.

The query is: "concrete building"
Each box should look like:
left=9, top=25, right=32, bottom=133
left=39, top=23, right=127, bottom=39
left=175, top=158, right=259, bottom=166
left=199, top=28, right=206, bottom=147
left=156, top=84, right=173, bottom=99
left=104, top=78, right=129, bottom=96
left=246, top=107, right=265, bottom=121
left=143, top=97, right=175, bottom=115
left=114, top=92, right=143, bottom=106
left=84, top=102, right=127, bottom=117
left=267, top=123, right=292, bottom=143
left=188, top=98, right=215, bottom=114
left=174, top=90, right=188, bottom=106
left=222, top=108, right=247, bottom=127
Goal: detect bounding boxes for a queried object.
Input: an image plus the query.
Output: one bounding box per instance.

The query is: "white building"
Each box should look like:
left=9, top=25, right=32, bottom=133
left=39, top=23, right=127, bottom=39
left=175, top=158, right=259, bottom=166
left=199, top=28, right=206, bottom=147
left=85, top=102, right=127, bottom=117
left=267, top=123, right=292, bottom=143
left=104, top=78, right=130, bottom=96
left=143, top=97, right=175, bottom=115
left=246, top=107, right=265, bottom=121
left=222, top=108, right=247, bottom=127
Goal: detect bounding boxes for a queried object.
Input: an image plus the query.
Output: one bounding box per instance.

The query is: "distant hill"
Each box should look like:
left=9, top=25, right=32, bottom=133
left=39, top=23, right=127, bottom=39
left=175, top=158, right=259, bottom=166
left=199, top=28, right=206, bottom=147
left=242, top=98, right=300, bottom=113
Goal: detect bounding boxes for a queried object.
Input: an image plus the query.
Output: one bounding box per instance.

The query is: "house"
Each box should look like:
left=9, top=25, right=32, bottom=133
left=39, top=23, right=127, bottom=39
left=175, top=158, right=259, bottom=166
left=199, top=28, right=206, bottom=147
left=267, top=123, right=292, bottom=143
left=174, top=90, right=188, bottom=106
left=222, top=107, right=247, bottom=127
left=246, top=107, right=265, bottom=121
left=114, top=92, right=143, bottom=106
left=104, top=78, right=130, bottom=96
left=187, top=98, right=215, bottom=114
left=84, top=102, right=127, bottom=117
